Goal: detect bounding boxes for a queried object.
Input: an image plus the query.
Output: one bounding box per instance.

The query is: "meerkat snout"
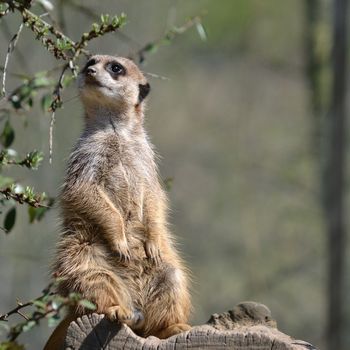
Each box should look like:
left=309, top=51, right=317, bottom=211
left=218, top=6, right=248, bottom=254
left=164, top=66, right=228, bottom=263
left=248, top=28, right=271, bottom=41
left=85, top=66, right=96, bottom=76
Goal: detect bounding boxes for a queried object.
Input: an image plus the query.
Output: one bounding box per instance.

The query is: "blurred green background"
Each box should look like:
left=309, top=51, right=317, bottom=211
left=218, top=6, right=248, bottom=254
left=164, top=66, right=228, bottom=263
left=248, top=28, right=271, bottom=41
left=0, top=0, right=346, bottom=349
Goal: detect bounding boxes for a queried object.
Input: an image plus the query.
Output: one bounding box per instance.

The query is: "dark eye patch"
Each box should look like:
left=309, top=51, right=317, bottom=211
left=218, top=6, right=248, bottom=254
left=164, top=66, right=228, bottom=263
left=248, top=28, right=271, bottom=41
left=106, top=61, right=126, bottom=77
left=86, top=58, right=96, bottom=67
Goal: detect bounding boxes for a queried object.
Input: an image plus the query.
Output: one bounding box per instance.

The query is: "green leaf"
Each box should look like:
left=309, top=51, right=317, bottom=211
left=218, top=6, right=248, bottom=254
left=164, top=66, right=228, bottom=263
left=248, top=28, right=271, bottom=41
left=143, top=43, right=157, bottom=53
left=0, top=121, right=15, bottom=148
left=4, top=207, right=16, bottom=233
left=0, top=341, right=25, bottom=350
left=32, top=300, right=46, bottom=309
left=92, top=23, right=99, bottom=33
left=25, top=150, right=44, bottom=169
left=62, top=75, right=74, bottom=87
left=48, top=314, right=61, bottom=328
left=111, top=15, right=119, bottom=27
left=78, top=299, right=96, bottom=310
left=28, top=206, right=48, bottom=223
left=28, top=206, right=36, bottom=223
left=21, top=320, right=36, bottom=333
left=40, top=94, right=50, bottom=112
left=119, top=12, right=127, bottom=26
left=32, top=76, right=52, bottom=88
left=100, top=14, right=109, bottom=24
left=41, top=94, right=52, bottom=112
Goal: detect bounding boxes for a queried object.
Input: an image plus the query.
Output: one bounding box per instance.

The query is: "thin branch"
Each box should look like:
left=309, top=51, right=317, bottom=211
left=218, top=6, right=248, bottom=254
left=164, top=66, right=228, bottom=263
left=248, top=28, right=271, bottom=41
left=49, top=111, right=55, bottom=164
left=16, top=310, right=29, bottom=321
left=8, top=301, right=64, bottom=341
left=65, top=0, right=140, bottom=50
left=0, top=64, right=66, bottom=110
left=0, top=150, right=43, bottom=169
left=20, top=7, right=75, bottom=60
left=1, top=22, right=24, bottom=96
left=0, top=280, right=95, bottom=341
left=0, top=187, right=50, bottom=208
left=48, top=62, right=69, bottom=163
left=0, top=281, right=56, bottom=339
left=0, top=282, right=57, bottom=321
left=36, top=1, right=60, bottom=31
left=1, top=17, right=28, bottom=71
left=132, top=15, right=205, bottom=63
left=73, top=14, right=127, bottom=58
left=0, top=301, right=32, bottom=322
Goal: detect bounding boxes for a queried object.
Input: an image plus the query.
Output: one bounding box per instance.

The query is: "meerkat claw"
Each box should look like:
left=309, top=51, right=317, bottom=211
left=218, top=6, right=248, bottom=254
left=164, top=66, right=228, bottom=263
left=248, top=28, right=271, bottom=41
left=112, top=252, right=130, bottom=263
left=145, top=240, right=162, bottom=264
left=114, top=250, right=131, bottom=263
left=113, top=240, right=131, bottom=263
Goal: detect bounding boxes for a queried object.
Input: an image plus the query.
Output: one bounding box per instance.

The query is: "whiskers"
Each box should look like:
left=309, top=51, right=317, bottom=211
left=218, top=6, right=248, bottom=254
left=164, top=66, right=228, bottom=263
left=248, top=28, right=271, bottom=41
left=62, top=94, right=80, bottom=105
left=144, top=72, right=170, bottom=81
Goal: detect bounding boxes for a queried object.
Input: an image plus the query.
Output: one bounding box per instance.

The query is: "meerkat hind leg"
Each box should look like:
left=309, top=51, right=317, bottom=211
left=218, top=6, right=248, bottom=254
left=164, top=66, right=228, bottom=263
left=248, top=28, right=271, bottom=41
left=80, top=269, right=143, bottom=328
left=154, top=323, right=191, bottom=339
left=143, top=265, right=191, bottom=338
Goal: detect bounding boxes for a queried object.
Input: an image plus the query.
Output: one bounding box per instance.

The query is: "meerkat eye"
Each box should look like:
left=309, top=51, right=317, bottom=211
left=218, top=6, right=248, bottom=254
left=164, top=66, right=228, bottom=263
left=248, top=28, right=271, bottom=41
left=108, top=62, right=125, bottom=76
left=112, top=64, right=122, bottom=73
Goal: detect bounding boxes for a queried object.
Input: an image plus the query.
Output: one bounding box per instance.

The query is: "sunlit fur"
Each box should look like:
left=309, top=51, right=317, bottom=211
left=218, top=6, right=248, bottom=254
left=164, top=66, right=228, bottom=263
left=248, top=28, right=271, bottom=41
left=44, top=55, right=191, bottom=349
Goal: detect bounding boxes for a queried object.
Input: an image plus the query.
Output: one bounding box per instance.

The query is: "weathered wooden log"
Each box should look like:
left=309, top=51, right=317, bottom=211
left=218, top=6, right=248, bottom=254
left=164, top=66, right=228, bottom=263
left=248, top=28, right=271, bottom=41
left=64, top=302, right=317, bottom=350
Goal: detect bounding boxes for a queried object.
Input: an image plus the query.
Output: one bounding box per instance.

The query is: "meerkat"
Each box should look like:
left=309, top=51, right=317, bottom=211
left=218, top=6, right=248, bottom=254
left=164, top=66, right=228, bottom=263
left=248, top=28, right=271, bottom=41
left=44, top=55, right=191, bottom=349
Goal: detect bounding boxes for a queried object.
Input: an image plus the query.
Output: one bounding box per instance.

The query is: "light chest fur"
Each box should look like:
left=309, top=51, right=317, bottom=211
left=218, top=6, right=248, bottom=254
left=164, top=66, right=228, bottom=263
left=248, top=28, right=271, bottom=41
left=63, top=120, right=159, bottom=226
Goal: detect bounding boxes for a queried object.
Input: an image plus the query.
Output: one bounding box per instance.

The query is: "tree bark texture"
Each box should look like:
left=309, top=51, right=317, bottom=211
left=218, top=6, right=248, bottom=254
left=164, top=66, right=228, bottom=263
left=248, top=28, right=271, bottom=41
left=324, top=0, right=348, bottom=349
left=63, top=302, right=317, bottom=350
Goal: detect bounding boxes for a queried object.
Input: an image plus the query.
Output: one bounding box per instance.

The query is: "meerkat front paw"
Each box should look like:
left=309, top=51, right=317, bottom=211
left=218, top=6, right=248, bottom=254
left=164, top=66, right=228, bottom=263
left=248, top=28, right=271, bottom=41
left=144, top=239, right=161, bottom=264
left=113, top=239, right=131, bottom=263
left=106, top=305, right=144, bottom=329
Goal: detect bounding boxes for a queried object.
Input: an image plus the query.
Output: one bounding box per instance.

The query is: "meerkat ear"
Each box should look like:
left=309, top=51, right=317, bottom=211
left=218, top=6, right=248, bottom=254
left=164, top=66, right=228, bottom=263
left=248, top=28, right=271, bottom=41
left=138, top=83, right=151, bottom=103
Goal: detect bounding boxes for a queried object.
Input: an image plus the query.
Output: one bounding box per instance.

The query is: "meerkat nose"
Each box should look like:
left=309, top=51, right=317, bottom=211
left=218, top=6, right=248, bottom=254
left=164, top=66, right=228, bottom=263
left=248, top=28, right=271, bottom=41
left=86, top=66, right=96, bottom=76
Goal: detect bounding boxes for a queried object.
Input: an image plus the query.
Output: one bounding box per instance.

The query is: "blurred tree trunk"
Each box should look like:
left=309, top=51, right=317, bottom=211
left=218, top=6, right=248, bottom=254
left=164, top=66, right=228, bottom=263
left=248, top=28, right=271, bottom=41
left=323, top=0, right=348, bottom=349
left=305, top=0, right=348, bottom=349
left=304, top=0, right=323, bottom=144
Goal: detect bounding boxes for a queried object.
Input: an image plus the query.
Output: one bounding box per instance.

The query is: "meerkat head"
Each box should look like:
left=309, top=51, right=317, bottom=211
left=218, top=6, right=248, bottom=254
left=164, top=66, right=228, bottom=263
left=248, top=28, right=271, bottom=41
left=78, top=55, right=150, bottom=118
